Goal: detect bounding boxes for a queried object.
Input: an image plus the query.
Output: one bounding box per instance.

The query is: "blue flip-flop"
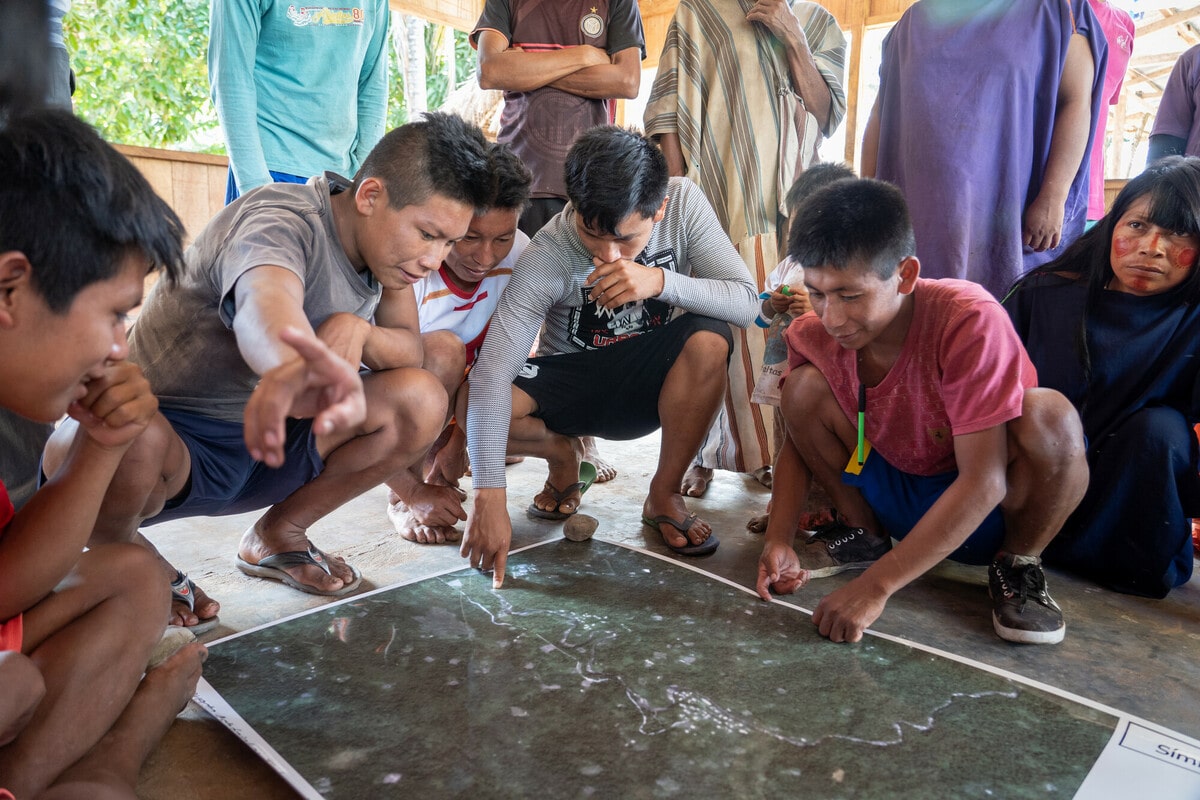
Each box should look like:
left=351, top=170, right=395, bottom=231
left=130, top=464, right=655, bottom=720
left=527, top=460, right=598, bottom=520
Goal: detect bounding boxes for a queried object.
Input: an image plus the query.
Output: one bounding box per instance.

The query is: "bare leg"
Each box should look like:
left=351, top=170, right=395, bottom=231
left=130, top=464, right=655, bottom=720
left=785, top=365, right=883, bottom=535
left=240, top=366, right=447, bottom=591
left=642, top=330, right=730, bottom=549
left=43, top=415, right=190, bottom=545
left=680, top=465, right=713, bottom=497
left=384, top=332, right=470, bottom=544
left=1000, top=388, right=1089, bottom=555
left=506, top=387, right=588, bottom=516
left=44, top=415, right=219, bottom=630
left=39, top=642, right=207, bottom=800
left=0, top=544, right=167, bottom=797
left=0, top=653, right=44, bottom=748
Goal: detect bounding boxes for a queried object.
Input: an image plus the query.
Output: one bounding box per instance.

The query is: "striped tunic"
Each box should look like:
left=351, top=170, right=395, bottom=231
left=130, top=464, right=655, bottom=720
left=643, top=0, right=846, bottom=473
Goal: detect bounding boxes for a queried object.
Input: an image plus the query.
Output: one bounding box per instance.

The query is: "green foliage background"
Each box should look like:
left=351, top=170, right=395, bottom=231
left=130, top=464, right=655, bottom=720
left=65, top=0, right=474, bottom=152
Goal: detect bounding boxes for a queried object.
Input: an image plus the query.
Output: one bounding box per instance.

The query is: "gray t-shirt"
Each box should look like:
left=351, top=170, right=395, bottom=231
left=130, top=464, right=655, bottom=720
left=466, top=176, right=759, bottom=487
left=130, top=174, right=381, bottom=423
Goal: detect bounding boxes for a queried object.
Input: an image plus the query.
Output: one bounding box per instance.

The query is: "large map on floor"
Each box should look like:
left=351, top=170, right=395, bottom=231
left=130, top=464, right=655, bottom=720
left=195, top=539, right=1200, bottom=799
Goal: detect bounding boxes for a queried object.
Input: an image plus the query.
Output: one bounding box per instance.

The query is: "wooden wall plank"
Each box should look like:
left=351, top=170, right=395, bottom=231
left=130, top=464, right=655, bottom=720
left=117, top=146, right=228, bottom=247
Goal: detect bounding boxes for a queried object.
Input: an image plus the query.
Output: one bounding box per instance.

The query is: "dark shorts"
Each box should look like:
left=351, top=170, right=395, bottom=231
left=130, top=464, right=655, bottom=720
left=144, top=407, right=323, bottom=526
left=841, top=444, right=1005, bottom=566
left=514, top=314, right=733, bottom=441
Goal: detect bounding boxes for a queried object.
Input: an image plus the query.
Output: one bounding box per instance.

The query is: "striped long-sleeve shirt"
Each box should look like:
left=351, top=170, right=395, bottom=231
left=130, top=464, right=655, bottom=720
left=466, top=177, right=759, bottom=488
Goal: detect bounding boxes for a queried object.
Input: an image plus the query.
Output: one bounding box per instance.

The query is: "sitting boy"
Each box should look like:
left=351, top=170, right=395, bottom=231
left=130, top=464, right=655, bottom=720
left=44, top=112, right=493, bottom=629
left=461, top=125, right=760, bottom=586
left=384, top=142, right=532, bottom=544
left=0, top=109, right=208, bottom=799
left=756, top=179, right=1088, bottom=645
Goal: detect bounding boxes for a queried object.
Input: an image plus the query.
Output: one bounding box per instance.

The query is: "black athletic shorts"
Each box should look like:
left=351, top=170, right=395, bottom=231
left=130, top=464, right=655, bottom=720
left=513, top=314, right=732, bottom=440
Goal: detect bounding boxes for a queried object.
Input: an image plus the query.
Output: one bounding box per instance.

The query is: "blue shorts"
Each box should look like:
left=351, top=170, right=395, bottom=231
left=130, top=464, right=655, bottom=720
left=144, top=408, right=323, bottom=526
left=841, top=443, right=1004, bottom=566
left=225, top=168, right=307, bottom=205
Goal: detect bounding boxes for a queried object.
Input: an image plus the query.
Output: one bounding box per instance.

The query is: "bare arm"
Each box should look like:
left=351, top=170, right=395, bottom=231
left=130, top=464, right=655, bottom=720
left=746, top=0, right=834, bottom=132
left=230, top=266, right=367, bottom=464
left=812, top=424, right=1009, bottom=642
left=0, top=362, right=158, bottom=617
left=657, top=131, right=687, bottom=177
left=549, top=47, right=642, bottom=99
left=476, top=29, right=610, bottom=93
left=230, top=265, right=314, bottom=375
left=756, top=428, right=811, bottom=599
left=1023, top=32, right=1095, bottom=252
left=359, top=286, right=424, bottom=370
left=861, top=96, right=881, bottom=178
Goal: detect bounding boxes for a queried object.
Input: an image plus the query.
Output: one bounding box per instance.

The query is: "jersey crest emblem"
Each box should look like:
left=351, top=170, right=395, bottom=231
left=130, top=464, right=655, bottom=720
left=580, top=9, right=604, bottom=39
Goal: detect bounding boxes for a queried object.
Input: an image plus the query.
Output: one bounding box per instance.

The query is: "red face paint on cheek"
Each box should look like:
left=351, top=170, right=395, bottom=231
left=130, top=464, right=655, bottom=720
left=1111, top=237, right=1135, bottom=258
left=1176, top=248, right=1197, bottom=269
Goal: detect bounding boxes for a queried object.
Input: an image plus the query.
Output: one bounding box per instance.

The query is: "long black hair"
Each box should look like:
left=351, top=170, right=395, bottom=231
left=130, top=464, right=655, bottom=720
left=1006, top=156, right=1200, bottom=385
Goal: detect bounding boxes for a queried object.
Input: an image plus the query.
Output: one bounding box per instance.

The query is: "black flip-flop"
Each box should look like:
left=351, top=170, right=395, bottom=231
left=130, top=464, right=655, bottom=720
left=642, top=513, right=720, bottom=556
left=527, top=461, right=597, bottom=520
left=236, top=543, right=363, bottom=596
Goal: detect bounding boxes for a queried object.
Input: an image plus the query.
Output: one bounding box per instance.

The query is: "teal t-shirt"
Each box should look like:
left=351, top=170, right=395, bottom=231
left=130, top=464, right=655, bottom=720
left=209, top=0, right=390, bottom=194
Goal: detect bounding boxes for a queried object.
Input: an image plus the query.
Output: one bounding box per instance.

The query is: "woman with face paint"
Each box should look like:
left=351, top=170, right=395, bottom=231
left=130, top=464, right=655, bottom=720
left=1004, top=156, right=1200, bottom=599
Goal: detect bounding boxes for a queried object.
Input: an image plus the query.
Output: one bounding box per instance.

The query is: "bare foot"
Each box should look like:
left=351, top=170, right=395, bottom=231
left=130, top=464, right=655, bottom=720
left=168, top=580, right=220, bottom=632
left=163, top=561, right=220, bottom=633
left=530, top=439, right=587, bottom=517
left=529, top=479, right=583, bottom=517
left=237, top=523, right=357, bottom=594
left=579, top=436, right=617, bottom=483
left=386, top=498, right=462, bottom=544
left=46, top=643, right=207, bottom=795
left=746, top=513, right=769, bottom=534
left=680, top=465, right=713, bottom=497
left=643, top=494, right=713, bottom=550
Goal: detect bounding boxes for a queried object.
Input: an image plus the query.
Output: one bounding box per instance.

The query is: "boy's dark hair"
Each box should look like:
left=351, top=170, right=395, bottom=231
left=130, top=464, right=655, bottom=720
left=564, top=125, right=668, bottom=235
left=788, top=178, right=916, bottom=278
left=355, top=111, right=492, bottom=214
left=488, top=142, right=532, bottom=213
left=785, top=162, right=855, bottom=217
left=0, top=109, right=185, bottom=313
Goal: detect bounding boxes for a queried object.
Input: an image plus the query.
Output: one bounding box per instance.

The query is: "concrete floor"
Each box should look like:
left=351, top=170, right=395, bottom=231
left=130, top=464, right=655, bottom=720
left=137, top=432, right=1200, bottom=798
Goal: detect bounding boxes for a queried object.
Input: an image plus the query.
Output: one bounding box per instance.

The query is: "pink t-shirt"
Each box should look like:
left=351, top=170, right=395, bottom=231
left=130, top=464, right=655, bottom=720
left=783, top=278, right=1037, bottom=476
left=1087, top=0, right=1135, bottom=219
left=0, top=480, right=22, bottom=653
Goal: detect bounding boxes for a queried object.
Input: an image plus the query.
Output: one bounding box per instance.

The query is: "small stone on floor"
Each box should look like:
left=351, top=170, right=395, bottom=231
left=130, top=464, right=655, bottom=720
left=564, top=514, right=598, bottom=542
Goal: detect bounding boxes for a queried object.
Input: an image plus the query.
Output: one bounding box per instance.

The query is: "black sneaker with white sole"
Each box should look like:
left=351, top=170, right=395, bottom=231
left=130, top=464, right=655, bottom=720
left=794, top=521, right=892, bottom=578
left=989, top=554, right=1065, bottom=645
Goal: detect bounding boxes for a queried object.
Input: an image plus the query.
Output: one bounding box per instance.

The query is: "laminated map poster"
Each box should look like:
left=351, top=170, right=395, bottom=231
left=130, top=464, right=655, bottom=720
left=195, top=539, right=1200, bottom=799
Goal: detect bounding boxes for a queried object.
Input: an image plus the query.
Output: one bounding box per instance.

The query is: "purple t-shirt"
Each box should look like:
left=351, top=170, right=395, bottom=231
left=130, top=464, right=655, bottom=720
left=471, top=0, right=645, bottom=200
left=874, top=0, right=1107, bottom=298
left=1151, top=44, right=1200, bottom=158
